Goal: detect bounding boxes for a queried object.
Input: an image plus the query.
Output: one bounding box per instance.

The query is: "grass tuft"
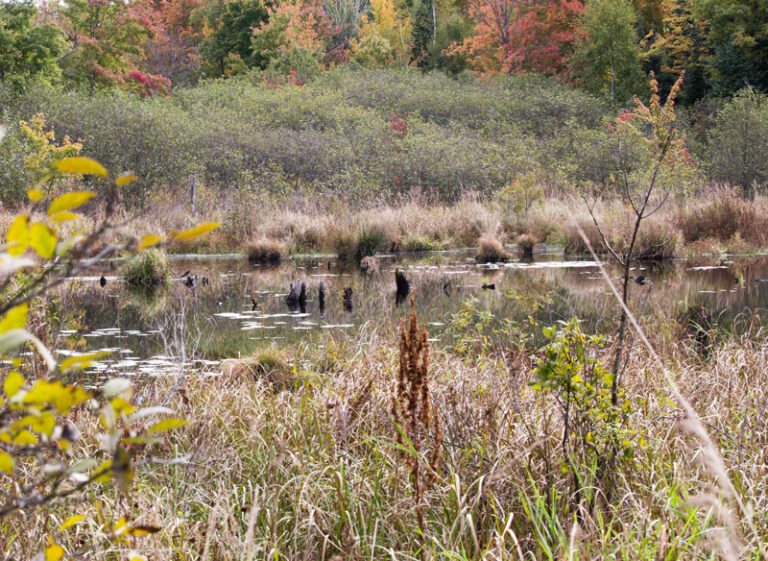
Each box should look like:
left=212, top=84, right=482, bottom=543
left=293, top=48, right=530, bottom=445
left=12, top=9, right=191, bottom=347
left=475, top=235, right=510, bottom=263
left=246, top=239, right=285, bottom=265
left=121, top=249, right=170, bottom=295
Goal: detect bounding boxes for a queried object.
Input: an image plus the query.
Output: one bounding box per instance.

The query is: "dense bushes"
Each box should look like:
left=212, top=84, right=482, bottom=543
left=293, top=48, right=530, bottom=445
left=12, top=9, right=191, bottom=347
left=0, top=69, right=608, bottom=207
left=707, top=89, right=768, bottom=198
left=4, top=71, right=768, bottom=213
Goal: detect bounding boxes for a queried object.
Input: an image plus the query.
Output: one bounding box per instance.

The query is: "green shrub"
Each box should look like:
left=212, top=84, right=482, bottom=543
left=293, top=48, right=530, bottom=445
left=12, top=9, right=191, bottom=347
left=708, top=89, right=768, bottom=198
left=335, top=225, right=388, bottom=262
left=1, top=69, right=612, bottom=206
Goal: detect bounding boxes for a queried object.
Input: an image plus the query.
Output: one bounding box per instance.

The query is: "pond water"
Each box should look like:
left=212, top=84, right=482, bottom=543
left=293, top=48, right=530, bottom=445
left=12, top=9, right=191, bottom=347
left=57, top=251, right=768, bottom=377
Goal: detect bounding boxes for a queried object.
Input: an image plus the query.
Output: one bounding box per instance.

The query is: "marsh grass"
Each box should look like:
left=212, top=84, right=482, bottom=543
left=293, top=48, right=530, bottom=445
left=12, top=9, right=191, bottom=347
left=121, top=249, right=170, bottom=296
left=7, top=304, right=768, bottom=560
left=475, top=235, right=510, bottom=263
left=246, top=238, right=285, bottom=265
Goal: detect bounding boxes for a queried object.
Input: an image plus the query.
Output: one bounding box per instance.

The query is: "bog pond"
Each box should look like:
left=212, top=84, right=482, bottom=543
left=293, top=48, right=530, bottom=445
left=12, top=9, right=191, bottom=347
left=57, top=250, right=768, bottom=377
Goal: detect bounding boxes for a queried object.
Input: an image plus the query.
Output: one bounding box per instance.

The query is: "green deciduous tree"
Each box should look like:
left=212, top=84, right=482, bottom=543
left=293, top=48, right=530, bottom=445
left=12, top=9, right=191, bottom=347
left=708, top=89, right=768, bottom=198
left=0, top=1, right=64, bottom=88
left=196, top=0, right=272, bottom=77
left=572, top=0, right=644, bottom=104
left=693, top=0, right=768, bottom=95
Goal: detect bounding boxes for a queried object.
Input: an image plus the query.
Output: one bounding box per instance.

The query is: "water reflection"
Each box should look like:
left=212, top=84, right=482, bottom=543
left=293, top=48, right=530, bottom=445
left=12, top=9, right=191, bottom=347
left=56, top=252, right=768, bottom=375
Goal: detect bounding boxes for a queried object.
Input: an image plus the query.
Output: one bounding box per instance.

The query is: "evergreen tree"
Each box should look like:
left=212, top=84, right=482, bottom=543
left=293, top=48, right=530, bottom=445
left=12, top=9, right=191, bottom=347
left=410, top=0, right=434, bottom=63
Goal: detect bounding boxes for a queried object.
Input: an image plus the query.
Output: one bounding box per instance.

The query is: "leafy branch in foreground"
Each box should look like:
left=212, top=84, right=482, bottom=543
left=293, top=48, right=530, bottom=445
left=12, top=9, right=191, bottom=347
left=0, top=156, right=219, bottom=557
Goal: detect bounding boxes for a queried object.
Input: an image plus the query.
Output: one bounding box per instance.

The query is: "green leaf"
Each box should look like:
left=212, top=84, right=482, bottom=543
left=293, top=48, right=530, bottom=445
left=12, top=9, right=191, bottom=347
left=172, top=223, right=221, bottom=241
left=0, top=304, right=29, bottom=334
left=48, top=192, right=96, bottom=216
left=52, top=157, right=107, bottom=177
left=146, top=418, right=188, bottom=434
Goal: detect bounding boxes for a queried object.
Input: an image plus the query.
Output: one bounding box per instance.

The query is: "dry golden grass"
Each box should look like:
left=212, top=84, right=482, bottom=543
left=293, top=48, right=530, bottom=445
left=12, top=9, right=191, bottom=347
left=475, top=235, right=510, bottom=263
left=3, top=187, right=766, bottom=260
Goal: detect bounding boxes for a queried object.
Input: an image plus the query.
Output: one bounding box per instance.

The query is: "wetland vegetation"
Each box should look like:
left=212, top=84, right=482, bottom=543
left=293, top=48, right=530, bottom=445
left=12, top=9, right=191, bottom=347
left=4, top=1, right=768, bottom=557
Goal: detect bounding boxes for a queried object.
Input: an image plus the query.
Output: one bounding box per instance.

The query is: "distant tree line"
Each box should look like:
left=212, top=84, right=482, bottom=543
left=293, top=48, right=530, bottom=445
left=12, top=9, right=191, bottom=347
left=0, top=0, right=766, bottom=103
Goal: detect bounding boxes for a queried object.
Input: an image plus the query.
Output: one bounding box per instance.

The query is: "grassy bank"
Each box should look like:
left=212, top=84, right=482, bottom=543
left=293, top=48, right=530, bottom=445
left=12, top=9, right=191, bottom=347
left=5, top=309, right=768, bottom=559
left=35, top=189, right=768, bottom=261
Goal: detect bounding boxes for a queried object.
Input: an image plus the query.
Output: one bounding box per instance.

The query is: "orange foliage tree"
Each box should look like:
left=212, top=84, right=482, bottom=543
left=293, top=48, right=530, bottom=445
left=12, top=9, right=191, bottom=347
left=455, top=0, right=583, bottom=75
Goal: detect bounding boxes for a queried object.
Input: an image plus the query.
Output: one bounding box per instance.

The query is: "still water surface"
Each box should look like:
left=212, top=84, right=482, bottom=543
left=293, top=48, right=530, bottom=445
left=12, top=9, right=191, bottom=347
left=60, top=251, right=768, bottom=376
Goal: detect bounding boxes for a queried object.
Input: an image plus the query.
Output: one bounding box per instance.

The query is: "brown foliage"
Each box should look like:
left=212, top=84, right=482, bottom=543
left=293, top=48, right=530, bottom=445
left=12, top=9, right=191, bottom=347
left=390, top=296, right=442, bottom=537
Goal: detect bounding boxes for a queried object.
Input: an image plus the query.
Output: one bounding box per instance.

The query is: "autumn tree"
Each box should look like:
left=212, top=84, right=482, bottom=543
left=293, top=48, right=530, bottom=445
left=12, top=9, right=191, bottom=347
left=646, top=0, right=709, bottom=102
left=505, top=0, right=583, bottom=76
left=0, top=1, right=64, bottom=87
left=59, top=0, right=160, bottom=93
left=456, top=0, right=582, bottom=76
left=350, top=0, right=411, bottom=65
left=143, top=0, right=202, bottom=84
left=323, top=0, right=368, bottom=44
left=252, top=0, right=335, bottom=77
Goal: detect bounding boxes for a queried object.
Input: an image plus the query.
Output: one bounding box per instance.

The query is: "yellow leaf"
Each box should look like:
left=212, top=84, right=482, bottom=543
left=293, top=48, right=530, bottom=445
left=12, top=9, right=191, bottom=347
left=52, top=157, right=107, bottom=177
left=109, top=397, right=136, bottom=416
left=59, top=514, right=86, bottom=532
left=116, top=174, right=137, bottom=186
left=48, top=192, right=96, bottom=216
left=49, top=211, right=81, bottom=223
left=22, top=380, right=90, bottom=413
left=45, top=538, right=64, bottom=561
left=123, top=525, right=160, bottom=536
left=171, top=222, right=221, bottom=241
left=92, top=460, right=113, bottom=483
left=13, top=412, right=55, bottom=437
left=28, top=222, right=57, bottom=258
left=0, top=451, right=13, bottom=473
left=147, top=418, right=187, bottom=434
left=60, top=351, right=112, bottom=372
left=4, top=371, right=25, bottom=397
left=6, top=215, right=29, bottom=256
left=12, top=429, right=38, bottom=445
left=0, top=305, right=28, bottom=334
left=138, top=234, right=164, bottom=250
left=28, top=189, right=43, bottom=202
